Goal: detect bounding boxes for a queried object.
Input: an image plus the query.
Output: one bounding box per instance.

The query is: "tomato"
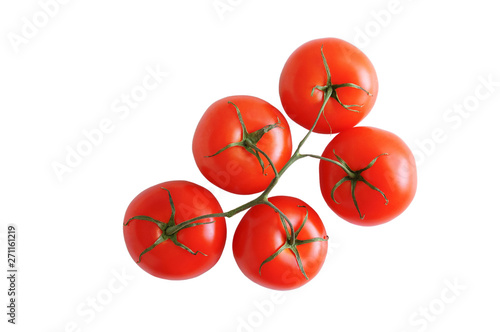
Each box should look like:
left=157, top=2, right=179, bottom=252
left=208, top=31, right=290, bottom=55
left=319, top=127, right=417, bottom=226
left=232, top=196, right=328, bottom=290
left=192, top=95, right=292, bottom=195
left=123, top=181, right=226, bottom=280
left=279, top=38, right=378, bottom=134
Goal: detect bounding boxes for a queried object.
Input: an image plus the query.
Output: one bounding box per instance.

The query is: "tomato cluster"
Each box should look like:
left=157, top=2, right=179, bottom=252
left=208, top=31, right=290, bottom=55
left=123, top=37, right=417, bottom=290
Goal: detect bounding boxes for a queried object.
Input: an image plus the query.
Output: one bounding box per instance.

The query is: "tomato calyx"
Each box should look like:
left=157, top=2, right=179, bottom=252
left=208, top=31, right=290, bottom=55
left=123, top=187, right=216, bottom=263
left=205, top=101, right=283, bottom=175
left=259, top=203, right=329, bottom=280
left=311, top=45, right=372, bottom=115
left=327, top=150, right=389, bottom=219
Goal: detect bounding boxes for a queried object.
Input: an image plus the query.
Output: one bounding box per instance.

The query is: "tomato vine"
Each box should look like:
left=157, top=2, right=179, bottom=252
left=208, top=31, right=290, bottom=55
left=123, top=37, right=416, bottom=288
left=124, top=45, right=376, bottom=281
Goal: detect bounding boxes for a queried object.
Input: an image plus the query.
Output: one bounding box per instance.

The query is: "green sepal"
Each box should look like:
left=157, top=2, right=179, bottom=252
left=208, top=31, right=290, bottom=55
left=205, top=101, right=283, bottom=176
left=124, top=187, right=214, bottom=263
left=328, top=151, right=390, bottom=219
left=259, top=205, right=328, bottom=281
left=309, top=45, right=374, bottom=133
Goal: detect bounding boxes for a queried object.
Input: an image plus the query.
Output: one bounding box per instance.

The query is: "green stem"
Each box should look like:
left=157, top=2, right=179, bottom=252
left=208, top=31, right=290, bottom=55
left=174, top=69, right=337, bottom=232
left=298, top=154, right=356, bottom=178
left=168, top=145, right=282, bottom=235
left=263, top=199, right=296, bottom=245
left=295, top=86, right=333, bottom=154
left=166, top=195, right=263, bottom=235
left=253, top=145, right=279, bottom=179
left=257, top=86, right=335, bottom=199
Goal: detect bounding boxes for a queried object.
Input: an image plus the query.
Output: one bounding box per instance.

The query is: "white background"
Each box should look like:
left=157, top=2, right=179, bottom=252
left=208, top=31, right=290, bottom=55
left=1, top=0, right=499, bottom=331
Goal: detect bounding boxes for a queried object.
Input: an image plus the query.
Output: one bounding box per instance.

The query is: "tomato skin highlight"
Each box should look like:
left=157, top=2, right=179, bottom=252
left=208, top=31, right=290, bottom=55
left=279, top=38, right=378, bottom=134
left=123, top=181, right=226, bottom=280
left=319, top=127, right=417, bottom=226
left=192, top=95, right=292, bottom=195
left=232, top=196, right=328, bottom=290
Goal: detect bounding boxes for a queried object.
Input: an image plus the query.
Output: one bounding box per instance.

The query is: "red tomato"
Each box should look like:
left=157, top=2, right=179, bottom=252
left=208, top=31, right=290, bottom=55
left=233, top=196, right=328, bottom=290
left=319, top=127, right=417, bottom=226
left=279, top=38, right=378, bottom=134
left=192, top=95, right=292, bottom=195
left=123, top=181, right=226, bottom=280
